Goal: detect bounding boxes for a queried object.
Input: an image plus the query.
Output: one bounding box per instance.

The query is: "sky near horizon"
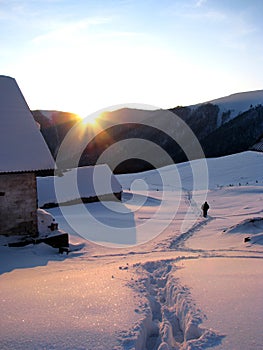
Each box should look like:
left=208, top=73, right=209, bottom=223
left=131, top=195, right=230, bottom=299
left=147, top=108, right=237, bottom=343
left=1, top=0, right=263, bottom=117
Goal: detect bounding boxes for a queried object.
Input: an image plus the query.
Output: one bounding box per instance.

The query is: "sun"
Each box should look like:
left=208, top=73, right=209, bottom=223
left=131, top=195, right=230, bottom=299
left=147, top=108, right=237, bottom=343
left=78, top=112, right=98, bottom=125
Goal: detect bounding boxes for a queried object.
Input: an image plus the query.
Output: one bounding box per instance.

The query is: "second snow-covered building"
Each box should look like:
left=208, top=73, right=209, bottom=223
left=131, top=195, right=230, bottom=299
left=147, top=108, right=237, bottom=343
left=37, top=164, right=122, bottom=208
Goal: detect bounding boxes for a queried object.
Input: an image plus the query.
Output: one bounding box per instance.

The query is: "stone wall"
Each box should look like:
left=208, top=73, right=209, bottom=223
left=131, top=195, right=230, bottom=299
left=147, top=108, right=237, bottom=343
left=0, top=172, right=38, bottom=236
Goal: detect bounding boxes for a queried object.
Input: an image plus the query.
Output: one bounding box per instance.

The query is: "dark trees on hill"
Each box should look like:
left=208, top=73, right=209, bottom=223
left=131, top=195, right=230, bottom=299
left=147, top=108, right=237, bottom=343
left=32, top=104, right=263, bottom=174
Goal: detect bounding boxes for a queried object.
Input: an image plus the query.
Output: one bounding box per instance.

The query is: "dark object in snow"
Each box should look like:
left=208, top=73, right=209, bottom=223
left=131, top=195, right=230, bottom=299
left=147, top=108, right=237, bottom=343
left=8, top=232, right=69, bottom=253
left=244, top=237, right=251, bottom=243
left=43, top=233, right=69, bottom=250
left=8, top=238, right=34, bottom=247
left=201, top=201, right=210, bottom=217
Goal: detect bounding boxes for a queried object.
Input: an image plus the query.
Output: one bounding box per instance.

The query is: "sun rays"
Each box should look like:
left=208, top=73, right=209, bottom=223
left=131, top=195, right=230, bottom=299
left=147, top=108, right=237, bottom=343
left=78, top=112, right=99, bottom=126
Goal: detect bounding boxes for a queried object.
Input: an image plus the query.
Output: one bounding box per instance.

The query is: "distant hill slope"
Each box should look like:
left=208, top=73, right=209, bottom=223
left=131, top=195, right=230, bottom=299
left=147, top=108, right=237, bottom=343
left=190, top=89, right=263, bottom=125
left=201, top=104, right=263, bottom=157
left=32, top=89, right=263, bottom=173
left=32, top=110, right=81, bottom=158
left=207, top=89, right=263, bottom=122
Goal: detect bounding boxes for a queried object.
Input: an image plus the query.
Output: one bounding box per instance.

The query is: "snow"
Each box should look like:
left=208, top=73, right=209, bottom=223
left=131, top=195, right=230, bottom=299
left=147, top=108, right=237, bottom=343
left=208, top=89, right=263, bottom=117
left=191, top=89, right=263, bottom=125
left=37, top=208, right=58, bottom=235
left=0, top=76, right=54, bottom=173
left=175, top=258, right=263, bottom=349
left=0, top=245, right=140, bottom=350
left=118, top=151, right=263, bottom=194
left=1, top=151, right=263, bottom=349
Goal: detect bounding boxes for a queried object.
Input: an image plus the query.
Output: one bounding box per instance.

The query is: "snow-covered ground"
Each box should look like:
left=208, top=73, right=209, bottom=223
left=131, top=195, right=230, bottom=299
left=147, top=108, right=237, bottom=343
left=1, top=151, right=263, bottom=349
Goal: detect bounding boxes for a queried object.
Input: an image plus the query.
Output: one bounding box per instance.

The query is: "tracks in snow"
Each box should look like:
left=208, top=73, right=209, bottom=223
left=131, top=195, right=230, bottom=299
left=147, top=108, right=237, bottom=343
left=130, top=260, right=224, bottom=350
left=169, top=216, right=213, bottom=250
left=124, top=189, right=263, bottom=349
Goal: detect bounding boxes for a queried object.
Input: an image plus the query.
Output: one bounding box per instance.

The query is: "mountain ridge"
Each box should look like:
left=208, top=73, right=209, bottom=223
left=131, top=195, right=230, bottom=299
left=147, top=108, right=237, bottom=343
left=31, top=89, right=263, bottom=173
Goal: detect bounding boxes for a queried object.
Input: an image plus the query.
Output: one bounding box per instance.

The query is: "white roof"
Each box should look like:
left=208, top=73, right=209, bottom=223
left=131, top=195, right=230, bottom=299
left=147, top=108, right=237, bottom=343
left=37, top=164, right=122, bottom=207
left=0, top=75, right=55, bottom=173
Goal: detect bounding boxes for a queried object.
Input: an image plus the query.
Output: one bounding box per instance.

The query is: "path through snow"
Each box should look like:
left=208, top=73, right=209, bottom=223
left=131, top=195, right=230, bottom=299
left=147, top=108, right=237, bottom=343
left=1, top=152, right=263, bottom=349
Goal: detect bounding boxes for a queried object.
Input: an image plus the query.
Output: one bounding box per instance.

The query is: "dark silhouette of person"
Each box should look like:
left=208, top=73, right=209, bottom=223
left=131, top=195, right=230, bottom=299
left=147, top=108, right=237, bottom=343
left=201, top=201, right=209, bottom=217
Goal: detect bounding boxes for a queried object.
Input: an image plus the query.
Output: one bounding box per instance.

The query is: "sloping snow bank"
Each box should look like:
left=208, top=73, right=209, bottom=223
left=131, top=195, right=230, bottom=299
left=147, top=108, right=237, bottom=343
left=117, top=151, right=263, bottom=192
left=225, top=217, right=263, bottom=234
left=224, top=217, right=263, bottom=246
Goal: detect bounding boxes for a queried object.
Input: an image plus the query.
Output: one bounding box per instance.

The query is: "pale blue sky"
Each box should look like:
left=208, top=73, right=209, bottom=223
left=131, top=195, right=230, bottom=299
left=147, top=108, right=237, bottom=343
left=1, top=0, right=262, bottom=116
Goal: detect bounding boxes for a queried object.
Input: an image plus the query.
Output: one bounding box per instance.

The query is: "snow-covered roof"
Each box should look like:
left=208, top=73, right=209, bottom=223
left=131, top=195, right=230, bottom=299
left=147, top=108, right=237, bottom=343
left=37, top=164, right=122, bottom=207
left=0, top=75, right=55, bottom=173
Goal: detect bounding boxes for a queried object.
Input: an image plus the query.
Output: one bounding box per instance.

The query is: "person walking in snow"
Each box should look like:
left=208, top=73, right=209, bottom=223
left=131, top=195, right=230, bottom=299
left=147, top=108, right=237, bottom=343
left=201, top=201, right=209, bottom=218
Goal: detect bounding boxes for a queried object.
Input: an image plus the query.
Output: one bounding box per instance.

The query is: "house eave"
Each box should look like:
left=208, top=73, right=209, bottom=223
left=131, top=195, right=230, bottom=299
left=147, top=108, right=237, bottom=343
left=0, top=168, right=55, bottom=177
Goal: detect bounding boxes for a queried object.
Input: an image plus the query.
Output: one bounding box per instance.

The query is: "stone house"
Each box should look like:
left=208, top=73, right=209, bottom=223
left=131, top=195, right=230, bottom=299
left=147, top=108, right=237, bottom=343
left=0, top=75, right=55, bottom=237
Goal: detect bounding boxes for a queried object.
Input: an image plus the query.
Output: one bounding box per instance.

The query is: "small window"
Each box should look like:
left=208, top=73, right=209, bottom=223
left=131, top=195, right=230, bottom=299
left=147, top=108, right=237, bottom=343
left=0, top=192, right=5, bottom=196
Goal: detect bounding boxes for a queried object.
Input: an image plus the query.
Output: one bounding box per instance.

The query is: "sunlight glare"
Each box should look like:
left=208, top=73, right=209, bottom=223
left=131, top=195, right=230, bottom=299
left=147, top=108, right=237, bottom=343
left=78, top=112, right=98, bottom=125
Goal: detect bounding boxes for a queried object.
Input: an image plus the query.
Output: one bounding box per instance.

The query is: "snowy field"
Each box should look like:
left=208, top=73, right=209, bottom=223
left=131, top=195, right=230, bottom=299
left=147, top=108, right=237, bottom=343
left=1, top=151, right=263, bottom=349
